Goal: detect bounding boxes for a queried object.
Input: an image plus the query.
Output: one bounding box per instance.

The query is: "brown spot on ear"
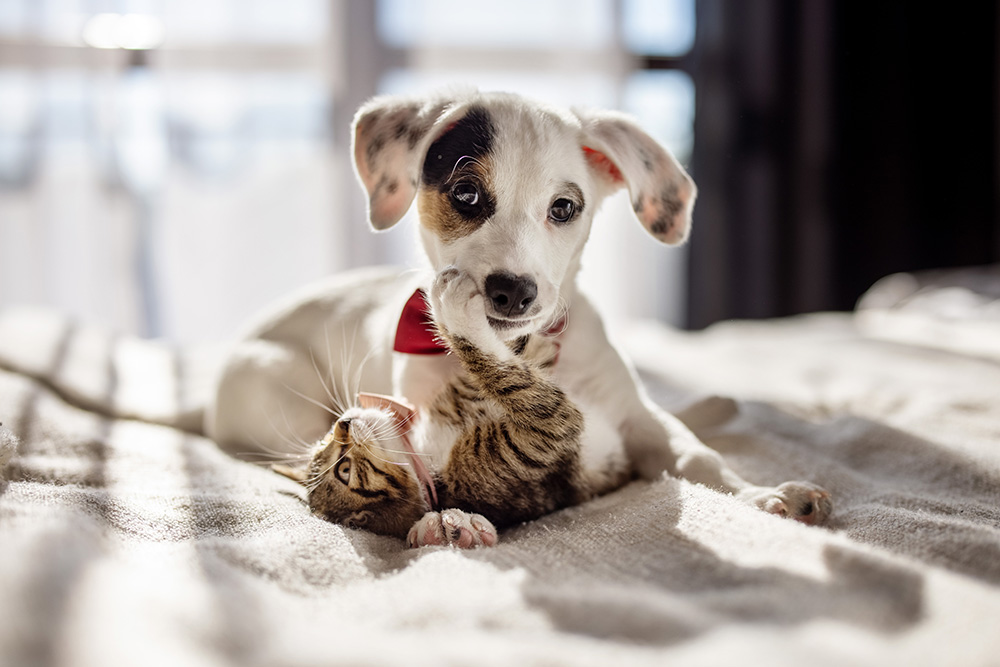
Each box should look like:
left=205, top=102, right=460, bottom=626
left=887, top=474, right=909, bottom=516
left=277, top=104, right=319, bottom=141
left=407, top=125, right=425, bottom=149
left=650, top=220, right=672, bottom=237
left=635, top=181, right=690, bottom=243
left=659, top=184, right=684, bottom=219
left=366, top=134, right=386, bottom=167
left=373, top=174, right=400, bottom=201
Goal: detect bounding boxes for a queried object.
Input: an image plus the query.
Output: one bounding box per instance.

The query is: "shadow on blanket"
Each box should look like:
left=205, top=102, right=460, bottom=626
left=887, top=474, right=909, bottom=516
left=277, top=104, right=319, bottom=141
left=693, top=401, right=1000, bottom=586
left=484, top=479, right=925, bottom=645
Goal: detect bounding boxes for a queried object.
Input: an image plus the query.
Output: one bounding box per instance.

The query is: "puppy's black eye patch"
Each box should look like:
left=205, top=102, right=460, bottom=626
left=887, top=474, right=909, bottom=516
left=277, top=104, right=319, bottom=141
left=422, top=107, right=495, bottom=189
left=420, top=107, right=497, bottom=225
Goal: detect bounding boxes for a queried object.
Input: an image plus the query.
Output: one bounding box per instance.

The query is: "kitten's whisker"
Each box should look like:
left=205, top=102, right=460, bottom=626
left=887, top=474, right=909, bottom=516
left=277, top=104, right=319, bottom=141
left=261, top=409, right=314, bottom=457
left=310, top=346, right=344, bottom=415
left=280, top=383, right=338, bottom=417
left=305, top=443, right=356, bottom=490
left=272, top=404, right=318, bottom=452
left=324, top=322, right=352, bottom=415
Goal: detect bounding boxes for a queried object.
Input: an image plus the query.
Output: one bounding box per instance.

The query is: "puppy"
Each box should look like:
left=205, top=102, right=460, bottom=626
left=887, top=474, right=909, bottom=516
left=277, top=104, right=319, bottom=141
left=207, top=89, right=831, bottom=544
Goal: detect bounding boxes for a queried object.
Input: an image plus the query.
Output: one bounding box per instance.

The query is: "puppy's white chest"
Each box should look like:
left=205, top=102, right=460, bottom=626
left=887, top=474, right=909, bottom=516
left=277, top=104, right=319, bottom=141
left=574, top=400, right=628, bottom=478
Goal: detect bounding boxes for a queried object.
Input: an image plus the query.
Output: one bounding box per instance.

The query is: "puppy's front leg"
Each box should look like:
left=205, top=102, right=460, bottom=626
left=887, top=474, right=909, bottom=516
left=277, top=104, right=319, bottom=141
left=625, top=395, right=749, bottom=490
left=625, top=397, right=832, bottom=525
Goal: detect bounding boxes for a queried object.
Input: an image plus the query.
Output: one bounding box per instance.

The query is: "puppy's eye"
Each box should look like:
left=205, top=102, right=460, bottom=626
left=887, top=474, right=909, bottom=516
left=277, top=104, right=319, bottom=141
left=335, top=459, right=351, bottom=485
left=450, top=181, right=480, bottom=208
left=549, top=198, right=576, bottom=223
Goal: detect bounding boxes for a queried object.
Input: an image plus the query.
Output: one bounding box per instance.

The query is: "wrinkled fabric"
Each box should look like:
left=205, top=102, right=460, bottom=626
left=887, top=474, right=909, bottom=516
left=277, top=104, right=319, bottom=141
left=1, top=303, right=999, bottom=667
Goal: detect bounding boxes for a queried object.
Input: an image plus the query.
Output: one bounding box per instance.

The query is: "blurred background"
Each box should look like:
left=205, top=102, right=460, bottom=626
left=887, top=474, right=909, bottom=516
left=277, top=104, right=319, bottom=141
left=0, top=0, right=997, bottom=342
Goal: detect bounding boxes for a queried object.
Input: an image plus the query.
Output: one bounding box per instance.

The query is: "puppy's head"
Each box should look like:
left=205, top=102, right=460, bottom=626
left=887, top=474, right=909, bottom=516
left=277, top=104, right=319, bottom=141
left=352, top=90, right=696, bottom=339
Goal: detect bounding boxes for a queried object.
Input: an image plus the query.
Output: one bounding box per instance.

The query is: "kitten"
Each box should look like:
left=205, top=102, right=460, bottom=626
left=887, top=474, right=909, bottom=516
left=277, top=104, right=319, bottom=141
left=282, top=321, right=630, bottom=547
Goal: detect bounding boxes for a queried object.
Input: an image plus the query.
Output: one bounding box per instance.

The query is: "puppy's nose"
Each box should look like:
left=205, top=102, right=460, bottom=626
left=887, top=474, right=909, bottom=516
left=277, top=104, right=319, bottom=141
left=484, top=272, right=537, bottom=317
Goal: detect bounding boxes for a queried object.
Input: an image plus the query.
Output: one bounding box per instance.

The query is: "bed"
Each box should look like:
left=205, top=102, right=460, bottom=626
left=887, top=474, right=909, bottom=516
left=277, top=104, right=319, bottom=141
left=1, top=266, right=999, bottom=666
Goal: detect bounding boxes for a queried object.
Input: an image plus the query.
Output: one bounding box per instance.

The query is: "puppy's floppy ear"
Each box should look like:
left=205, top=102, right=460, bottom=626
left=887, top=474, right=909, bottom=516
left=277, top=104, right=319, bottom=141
left=352, top=94, right=455, bottom=230
left=576, top=110, right=697, bottom=245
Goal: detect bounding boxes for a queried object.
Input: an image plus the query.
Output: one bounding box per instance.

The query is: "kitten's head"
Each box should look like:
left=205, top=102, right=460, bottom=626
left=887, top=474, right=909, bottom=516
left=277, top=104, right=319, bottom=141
left=302, top=406, right=427, bottom=538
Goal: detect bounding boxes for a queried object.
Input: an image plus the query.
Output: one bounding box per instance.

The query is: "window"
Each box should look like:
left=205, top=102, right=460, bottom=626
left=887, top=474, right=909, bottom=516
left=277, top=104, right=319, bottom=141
left=0, top=0, right=696, bottom=341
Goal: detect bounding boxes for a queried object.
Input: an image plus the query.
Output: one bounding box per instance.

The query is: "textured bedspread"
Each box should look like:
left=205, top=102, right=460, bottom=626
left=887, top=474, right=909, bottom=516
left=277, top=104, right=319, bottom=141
left=2, top=271, right=999, bottom=666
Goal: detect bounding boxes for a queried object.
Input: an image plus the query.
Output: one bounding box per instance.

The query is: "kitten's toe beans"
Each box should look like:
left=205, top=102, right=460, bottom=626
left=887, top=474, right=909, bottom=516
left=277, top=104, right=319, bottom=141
left=440, top=509, right=474, bottom=547
left=469, top=514, right=498, bottom=547
left=409, top=510, right=498, bottom=549
left=407, top=511, right=446, bottom=548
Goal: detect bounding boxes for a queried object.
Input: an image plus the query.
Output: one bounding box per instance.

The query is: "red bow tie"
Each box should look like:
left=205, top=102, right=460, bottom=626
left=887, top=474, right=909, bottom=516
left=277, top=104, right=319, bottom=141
left=393, top=289, right=447, bottom=354
left=393, top=288, right=566, bottom=355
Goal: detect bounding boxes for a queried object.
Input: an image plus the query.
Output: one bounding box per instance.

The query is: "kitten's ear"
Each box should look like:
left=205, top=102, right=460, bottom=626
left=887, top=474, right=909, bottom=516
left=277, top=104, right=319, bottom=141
left=272, top=463, right=308, bottom=485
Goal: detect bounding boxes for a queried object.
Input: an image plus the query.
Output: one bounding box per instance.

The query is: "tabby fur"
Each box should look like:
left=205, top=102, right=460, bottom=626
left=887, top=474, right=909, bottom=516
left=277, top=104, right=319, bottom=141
left=304, top=326, right=629, bottom=539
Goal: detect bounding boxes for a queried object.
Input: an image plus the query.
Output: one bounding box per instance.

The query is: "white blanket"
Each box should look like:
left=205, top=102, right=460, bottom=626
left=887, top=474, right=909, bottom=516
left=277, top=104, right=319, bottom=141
left=2, top=272, right=999, bottom=666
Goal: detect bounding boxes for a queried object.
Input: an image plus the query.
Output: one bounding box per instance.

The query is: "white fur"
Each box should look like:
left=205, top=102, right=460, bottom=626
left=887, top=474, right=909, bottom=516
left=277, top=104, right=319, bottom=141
left=207, top=89, right=832, bottom=538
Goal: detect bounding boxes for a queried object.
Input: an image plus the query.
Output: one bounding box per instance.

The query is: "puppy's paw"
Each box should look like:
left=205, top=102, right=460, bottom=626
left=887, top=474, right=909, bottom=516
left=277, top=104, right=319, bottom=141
left=407, top=509, right=498, bottom=549
left=740, top=482, right=832, bottom=525
left=430, top=268, right=497, bottom=349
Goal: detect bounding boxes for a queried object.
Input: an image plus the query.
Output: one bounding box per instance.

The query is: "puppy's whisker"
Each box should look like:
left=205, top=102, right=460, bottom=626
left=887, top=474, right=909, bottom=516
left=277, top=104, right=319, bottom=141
left=446, top=155, right=485, bottom=182
left=545, top=297, right=570, bottom=335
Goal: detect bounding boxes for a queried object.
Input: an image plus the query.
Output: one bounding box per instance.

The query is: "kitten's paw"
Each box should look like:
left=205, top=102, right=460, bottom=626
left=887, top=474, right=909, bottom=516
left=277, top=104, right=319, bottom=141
left=430, top=268, right=495, bottom=348
left=740, top=481, right=832, bottom=525
left=407, top=509, right=498, bottom=549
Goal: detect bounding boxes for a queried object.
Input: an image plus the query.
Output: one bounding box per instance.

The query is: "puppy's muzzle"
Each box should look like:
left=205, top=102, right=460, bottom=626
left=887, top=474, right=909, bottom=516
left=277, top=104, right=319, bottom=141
left=484, top=271, right=537, bottom=319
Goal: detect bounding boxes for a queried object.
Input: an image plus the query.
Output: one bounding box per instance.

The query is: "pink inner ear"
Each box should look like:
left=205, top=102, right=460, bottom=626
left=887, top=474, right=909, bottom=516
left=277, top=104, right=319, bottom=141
left=582, top=146, right=624, bottom=184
